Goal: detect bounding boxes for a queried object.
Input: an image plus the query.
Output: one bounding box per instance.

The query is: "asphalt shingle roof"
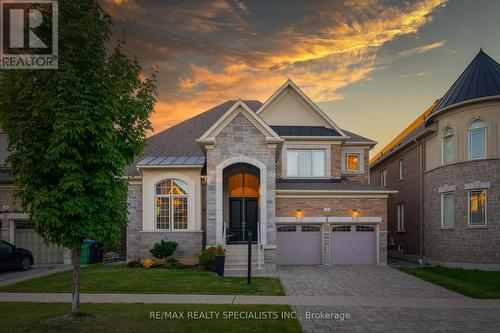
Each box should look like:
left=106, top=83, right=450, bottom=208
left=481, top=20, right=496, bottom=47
left=125, top=100, right=375, bottom=176
left=431, top=49, right=500, bottom=115
left=271, top=126, right=341, bottom=137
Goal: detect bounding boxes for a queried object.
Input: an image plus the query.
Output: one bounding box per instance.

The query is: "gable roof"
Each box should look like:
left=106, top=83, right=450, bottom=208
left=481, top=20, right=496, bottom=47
left=124, top=100, right=262, bottom=176
left=256, top=79, right=348, bottom=138
left=197, top=100, right=282, bottom=144
left=426, top=49, right=500, bottom=123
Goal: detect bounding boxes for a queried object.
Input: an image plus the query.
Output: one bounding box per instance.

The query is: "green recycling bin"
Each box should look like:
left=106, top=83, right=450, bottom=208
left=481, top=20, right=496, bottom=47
left=80, top=243, right=91, bottom=265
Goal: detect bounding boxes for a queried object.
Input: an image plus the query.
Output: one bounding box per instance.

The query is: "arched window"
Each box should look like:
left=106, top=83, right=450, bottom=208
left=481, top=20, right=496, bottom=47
left=468, top=119, right=486, bottom=159
left=442, top=127, right=455, bottom=165
left=155, top=179, right=188, bottom=230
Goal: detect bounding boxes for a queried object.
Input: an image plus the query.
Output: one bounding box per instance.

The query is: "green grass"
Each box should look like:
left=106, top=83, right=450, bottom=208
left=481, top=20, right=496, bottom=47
left=0, top=264, right=285, bottom=295
left=399, top=266, right=500, bottom=299
left=0, top=302, right=302, bottom=333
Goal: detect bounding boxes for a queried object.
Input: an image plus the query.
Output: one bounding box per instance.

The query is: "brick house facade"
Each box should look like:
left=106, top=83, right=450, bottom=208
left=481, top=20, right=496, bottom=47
left=370, top=50, right=500, bottom=269
left=125, top=80, right=393, bottom=272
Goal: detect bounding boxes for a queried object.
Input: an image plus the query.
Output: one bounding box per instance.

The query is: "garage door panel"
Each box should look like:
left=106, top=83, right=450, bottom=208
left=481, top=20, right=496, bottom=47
left=14, top=222, right=63, bottom=264
left=331, top=225, right=376, bottom=265
left=277, top=225, right=322, bottom=265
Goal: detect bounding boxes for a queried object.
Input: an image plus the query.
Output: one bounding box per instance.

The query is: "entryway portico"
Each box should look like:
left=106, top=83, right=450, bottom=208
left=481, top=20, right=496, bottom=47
left=216, top=156, right=268, bottom=246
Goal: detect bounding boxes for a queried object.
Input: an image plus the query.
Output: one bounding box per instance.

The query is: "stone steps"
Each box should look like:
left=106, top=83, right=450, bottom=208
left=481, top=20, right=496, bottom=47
left=224, top=245, right=263, bottom=277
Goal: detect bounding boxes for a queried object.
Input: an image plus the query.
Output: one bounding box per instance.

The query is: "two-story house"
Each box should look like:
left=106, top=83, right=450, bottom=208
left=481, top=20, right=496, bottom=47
left=125, top=80, right=395, bottom=274
left=370, top=50, right=500, bottom=270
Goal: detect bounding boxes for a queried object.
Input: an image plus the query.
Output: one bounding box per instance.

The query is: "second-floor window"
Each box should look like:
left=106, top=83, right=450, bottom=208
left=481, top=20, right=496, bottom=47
left=346, top=153, right=360, bottom=172
left=468, top=119, right=486, bottom=160
left=399, top=159, right=404, bottom=180
left=442, top=127, right=455, bottom=164
left=287, top=149, right=325, bottom=177
left=380, top=169, right=387, bottom=187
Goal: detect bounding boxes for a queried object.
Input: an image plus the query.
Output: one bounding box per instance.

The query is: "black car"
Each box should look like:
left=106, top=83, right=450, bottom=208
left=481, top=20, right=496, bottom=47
left=0, top=240, right=33, bottom=271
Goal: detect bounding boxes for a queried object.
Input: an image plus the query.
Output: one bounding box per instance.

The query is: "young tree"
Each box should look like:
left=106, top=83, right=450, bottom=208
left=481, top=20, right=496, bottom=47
left=0, top=0, right=156, bottom=318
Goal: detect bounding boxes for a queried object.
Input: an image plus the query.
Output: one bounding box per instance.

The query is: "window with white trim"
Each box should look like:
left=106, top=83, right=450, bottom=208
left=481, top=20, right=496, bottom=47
left=286, top=149, right=325, bottom=177
left=468, top=189, right=486, bottom=226
left=397, top=203, right=404, bottom=232
left=442, top=127, right=455, bottom=165
left=441, top=192, right=454, bottom=228
left=346, top=153, right=360, bottom=172
left=468, top=120, right=486, bottom=159
left=380, top=169, right=387, bottom=187
left=155, top=179, right=188, bottom=230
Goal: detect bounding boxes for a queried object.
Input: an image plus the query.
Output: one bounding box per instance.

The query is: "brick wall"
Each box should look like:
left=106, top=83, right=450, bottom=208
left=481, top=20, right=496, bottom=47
left=424, top=159, right=500, bottom=265
left=370, top=143, right=422, bottom=258
left=331, top=144, right=341, bottom=178
left=0, top=185, right=22, bottom=212
left=276, top=197, right=387, bottom=231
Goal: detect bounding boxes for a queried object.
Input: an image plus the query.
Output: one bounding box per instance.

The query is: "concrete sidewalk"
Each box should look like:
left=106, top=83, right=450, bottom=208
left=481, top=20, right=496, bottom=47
left=1, top=292, right=500, bottom=309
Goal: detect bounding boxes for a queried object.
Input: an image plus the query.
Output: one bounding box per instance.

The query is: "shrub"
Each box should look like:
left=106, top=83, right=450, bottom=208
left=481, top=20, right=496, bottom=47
left=199, top=244, right=226, bottom=271
left=142, top=258, right=162, bottom=269
left=127, top=260, right=141, bottom=268
left=150, top=240, right=177, bottom=263
left=199, top=247, right=217, bottom=271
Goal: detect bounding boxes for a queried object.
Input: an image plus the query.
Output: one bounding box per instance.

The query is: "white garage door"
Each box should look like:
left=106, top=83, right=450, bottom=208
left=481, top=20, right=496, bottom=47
left=331, top=225, right=376, bottom=265
left=14, top=222, right=63, bottom=264
left=277, top=225, right=322, bottom=265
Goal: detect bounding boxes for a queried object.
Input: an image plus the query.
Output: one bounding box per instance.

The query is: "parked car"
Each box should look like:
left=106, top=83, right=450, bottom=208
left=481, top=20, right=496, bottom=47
left=0, top=240, right=33, bottom=271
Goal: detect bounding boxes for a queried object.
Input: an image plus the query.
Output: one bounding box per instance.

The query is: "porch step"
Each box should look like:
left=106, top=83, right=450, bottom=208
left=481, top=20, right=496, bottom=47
left=224, top=244, right=263, bottom=276
left=224, top=268, right=265, bottom=277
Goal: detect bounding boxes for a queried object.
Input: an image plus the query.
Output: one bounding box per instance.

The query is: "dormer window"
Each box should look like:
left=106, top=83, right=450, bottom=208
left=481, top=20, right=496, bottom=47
left=346, top=154, right=360, bottom=172
left=286, top=149, right=325, bottom=177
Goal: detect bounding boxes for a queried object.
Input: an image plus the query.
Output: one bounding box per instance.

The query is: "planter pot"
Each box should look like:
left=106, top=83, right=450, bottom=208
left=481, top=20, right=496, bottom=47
left=215, top=256, right=225, bottom=276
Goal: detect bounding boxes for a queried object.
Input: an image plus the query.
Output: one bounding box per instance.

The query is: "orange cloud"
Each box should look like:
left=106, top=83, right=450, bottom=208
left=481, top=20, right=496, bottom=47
left=129, top=0, right=448, bottom=135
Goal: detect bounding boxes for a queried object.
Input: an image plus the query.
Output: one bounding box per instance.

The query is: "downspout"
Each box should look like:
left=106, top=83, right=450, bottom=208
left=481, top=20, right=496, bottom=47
left=415, top=138, right=424, bottom=265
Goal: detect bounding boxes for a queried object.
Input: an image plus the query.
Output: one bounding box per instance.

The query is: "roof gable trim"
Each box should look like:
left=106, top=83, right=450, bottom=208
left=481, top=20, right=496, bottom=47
left=197, top=100, right=283, bottom=144
left=256, top=79, right=348, bottom=138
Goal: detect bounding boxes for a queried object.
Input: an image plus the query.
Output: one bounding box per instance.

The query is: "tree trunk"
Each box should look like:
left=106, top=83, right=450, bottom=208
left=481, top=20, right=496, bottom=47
left=71, top=246, right=81, bottom=319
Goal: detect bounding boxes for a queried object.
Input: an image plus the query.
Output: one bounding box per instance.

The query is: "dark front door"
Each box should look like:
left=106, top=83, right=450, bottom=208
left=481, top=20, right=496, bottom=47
left=229, top=198, right=258, bottom=243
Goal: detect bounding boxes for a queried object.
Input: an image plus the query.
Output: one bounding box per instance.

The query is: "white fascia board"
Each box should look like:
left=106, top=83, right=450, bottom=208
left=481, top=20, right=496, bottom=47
left=257, top=79, right=349, bottom=138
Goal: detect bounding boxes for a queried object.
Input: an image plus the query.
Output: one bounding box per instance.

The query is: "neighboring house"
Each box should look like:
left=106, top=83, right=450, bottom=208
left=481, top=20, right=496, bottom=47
left=126, top=80, right=395, bottom=271
left=370, top=50, right=500, bottom=270
left=0, top=130, right=72, bottom=264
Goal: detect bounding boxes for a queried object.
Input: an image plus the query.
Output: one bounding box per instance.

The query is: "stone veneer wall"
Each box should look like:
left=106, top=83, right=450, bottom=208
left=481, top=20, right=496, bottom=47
left=205, top=113, right=277, bottom=246
left=423, top=159, right=500, bottom=267
left=127, top=183, right=203, bottom=263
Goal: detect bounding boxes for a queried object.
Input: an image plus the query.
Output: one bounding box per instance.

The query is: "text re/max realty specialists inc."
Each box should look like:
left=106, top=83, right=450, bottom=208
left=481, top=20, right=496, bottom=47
left=149, top=311, right=351, bottom=321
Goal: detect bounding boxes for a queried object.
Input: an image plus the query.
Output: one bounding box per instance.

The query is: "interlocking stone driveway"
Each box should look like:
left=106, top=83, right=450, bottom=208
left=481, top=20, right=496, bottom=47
left=278, top=265, right=462, bottom=298
left=278, top=266, right=500, bottom=332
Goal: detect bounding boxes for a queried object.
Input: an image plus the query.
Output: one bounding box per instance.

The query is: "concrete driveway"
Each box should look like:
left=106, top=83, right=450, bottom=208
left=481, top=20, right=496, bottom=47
left=277, top=265, right=500, bottom=332
left=0, top=264, right=71, bottom=287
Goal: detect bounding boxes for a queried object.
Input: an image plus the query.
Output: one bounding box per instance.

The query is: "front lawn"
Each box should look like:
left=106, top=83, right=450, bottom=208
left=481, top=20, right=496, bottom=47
left=0, top=264, right=285, bottom=295
left=0, top=303, right=301, bottom=333
left=399, top=266, right=500, bottom=299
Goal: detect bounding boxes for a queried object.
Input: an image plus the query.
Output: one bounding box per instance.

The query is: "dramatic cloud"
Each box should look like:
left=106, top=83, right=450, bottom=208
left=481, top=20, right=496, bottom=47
left=102, top=0, right=448, bottom=133
left=397, top=40, right=447, bottom=58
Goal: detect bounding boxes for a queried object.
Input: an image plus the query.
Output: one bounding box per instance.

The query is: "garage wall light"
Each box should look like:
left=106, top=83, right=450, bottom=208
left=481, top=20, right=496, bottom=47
left=296, top=209, right=303, bottom=221
left=352, top=209, right=360, bottom=218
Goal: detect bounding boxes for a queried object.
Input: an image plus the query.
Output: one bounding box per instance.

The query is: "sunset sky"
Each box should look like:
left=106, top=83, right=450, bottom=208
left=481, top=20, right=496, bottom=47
left=102, top=0, right=500, bottom=156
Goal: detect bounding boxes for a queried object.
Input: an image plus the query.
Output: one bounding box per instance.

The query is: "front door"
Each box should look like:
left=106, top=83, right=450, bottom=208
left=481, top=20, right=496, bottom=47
left=229, top=197, right=258, bottom=243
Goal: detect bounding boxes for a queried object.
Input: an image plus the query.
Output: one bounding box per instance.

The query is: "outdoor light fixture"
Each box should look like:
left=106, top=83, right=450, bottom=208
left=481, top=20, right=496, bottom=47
left=296, top=209, right=303, bottom=221
left=352, top=209, right=360, bottom=218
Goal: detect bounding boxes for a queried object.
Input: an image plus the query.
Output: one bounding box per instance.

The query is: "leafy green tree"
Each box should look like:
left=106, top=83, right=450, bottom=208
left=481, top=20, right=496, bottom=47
left=0, top=0, right=156, bottom=318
